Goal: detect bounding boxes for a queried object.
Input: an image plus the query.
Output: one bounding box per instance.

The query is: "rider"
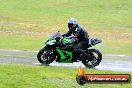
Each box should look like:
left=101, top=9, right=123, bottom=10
left=63, top=18, right=89, bottom=58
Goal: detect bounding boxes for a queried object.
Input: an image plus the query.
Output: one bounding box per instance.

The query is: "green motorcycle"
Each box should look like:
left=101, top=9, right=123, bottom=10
left=37, top=31, right=102, bottom=68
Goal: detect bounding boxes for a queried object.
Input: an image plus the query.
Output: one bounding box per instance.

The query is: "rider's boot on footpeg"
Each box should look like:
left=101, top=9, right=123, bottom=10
left=74, top=49, right=88, bottom=60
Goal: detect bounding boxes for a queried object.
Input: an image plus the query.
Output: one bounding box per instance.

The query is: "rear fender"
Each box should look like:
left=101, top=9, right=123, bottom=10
left=89, top=38, right=102, bottom=45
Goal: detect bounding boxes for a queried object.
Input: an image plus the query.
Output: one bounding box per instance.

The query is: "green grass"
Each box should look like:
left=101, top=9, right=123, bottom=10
left=94, top=40, right=132, bottom=55
left=0, top=0, right=132, bottom=54
left=0, top=33, right=45, bottom=50
left=0, top=64, right=131, bottom=88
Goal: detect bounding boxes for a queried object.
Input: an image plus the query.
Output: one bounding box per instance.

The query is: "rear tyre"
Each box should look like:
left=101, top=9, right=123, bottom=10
left=82, top=49, right=102, bottom=68
left=37, top=47, right=55, bottom=65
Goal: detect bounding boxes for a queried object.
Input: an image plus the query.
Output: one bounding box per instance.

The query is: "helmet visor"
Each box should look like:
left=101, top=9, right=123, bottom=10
left=68, top=23, right=73, bottom=29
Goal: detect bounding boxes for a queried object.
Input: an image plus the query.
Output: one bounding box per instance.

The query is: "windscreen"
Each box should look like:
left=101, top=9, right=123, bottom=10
left=48, top=32, right=62, bottom=40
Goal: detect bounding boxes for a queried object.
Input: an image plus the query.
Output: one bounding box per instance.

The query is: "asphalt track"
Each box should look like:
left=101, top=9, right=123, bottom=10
left=0, top=50, right=132, bottom=72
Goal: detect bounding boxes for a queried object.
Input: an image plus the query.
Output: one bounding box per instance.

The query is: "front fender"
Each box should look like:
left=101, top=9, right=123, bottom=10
left=44, top=44, right=56, bottom=49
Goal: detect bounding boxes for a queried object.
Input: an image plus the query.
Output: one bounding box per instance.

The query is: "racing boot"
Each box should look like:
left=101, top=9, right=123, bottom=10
left=74, top=49, right=89, bottom=60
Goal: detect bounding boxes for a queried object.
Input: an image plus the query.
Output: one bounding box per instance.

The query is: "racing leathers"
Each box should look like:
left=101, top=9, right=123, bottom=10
left=64, top=25, right=89, bottom=58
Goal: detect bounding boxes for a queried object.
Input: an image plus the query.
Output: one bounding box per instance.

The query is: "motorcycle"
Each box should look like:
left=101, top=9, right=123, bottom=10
left=37, top=31, right=102, bottom=68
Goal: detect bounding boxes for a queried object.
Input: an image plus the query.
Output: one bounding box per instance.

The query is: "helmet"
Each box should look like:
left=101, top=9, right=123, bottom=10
left=68, top=18, right=78, bottom=29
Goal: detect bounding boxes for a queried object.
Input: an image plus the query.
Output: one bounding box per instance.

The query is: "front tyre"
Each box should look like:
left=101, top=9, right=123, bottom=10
left=82, top=49, right=102, bottom=68
left=37, top=47, right=55, bottom=65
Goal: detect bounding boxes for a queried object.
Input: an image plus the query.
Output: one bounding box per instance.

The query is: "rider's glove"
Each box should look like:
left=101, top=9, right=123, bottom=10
left=62, top=34, right=66, bottom=37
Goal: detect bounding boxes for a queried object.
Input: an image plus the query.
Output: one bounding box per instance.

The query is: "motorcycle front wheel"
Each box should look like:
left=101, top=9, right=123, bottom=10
left=37, top=47, right=55, bottom=65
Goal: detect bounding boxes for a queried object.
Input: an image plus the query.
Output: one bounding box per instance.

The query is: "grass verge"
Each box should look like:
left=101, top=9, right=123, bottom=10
left=0, top=64, right=131, bottom=88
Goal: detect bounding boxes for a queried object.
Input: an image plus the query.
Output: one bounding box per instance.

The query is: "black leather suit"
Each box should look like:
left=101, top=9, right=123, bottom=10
left=64, top=25, right=89, bottom=55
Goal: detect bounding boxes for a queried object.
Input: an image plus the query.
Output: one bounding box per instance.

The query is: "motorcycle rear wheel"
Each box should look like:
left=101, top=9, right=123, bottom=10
left=82, top=49, right=102, bottom=68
